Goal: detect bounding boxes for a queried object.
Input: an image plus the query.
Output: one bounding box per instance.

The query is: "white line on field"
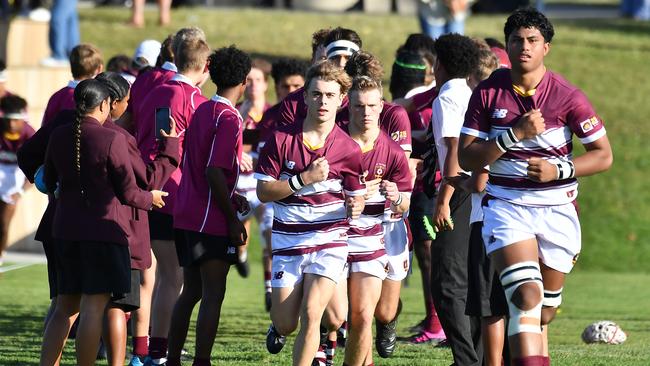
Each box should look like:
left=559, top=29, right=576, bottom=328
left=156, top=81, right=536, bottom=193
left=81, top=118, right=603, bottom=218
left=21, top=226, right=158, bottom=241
left=0, top=263, right=34, bottom=273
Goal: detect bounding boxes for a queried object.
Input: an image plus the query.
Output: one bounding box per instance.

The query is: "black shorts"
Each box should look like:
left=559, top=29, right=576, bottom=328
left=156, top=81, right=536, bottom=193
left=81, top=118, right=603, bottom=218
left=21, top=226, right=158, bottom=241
left=42, top=240, right=58, bottom=299
left=148, top=210, right=175, bottom=241
left=175, top=229, right=238, bottom=267
left=408, top=191, right=437, bottom=243
left=465, top=222, right=508, bottom=318
left=110, top=269, right=141, bottom=312
left=55, top=240, right=131, bottom=297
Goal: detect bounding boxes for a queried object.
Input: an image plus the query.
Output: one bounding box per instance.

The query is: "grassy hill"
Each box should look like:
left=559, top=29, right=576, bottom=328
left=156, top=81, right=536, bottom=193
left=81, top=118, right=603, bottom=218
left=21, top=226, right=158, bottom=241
left=74, top=6, right=650, bottom=272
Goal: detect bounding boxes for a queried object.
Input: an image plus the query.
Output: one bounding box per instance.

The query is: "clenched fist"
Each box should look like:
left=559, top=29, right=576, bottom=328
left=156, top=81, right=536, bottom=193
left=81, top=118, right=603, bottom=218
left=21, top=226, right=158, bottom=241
left=513, top=109, right=545, bottom=140
left=302, top=157, right=329, bottom=185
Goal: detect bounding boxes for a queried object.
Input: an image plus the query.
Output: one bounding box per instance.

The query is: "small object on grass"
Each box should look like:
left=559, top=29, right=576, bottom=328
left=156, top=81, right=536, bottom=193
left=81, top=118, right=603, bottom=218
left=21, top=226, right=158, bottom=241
left=581, top=321, right=626, bottom=345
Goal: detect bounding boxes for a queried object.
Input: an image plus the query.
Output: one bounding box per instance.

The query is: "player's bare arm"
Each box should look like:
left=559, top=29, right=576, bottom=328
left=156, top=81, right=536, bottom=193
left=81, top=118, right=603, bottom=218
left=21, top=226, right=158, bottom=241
left=433, top=136, right=460, bottom=231
left=459, top=109, right=545, bottom=171
left=380, top=180, right=410, bottom=213
left=527, top=134, right=612, bottom=183
left=256, top=157, right=329, bottom=202
left=206, top=166, right=248, bottom=246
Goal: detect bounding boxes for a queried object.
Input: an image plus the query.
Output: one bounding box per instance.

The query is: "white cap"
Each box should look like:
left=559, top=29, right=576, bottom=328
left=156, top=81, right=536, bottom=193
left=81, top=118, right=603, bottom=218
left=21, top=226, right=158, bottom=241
left=133, top=40, right=162, bottom=68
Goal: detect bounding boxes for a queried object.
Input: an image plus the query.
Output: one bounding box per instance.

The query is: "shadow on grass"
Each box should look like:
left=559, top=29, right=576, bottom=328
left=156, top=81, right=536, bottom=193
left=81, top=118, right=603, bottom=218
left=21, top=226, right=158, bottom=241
left=0, top=309, right=47, bottom=365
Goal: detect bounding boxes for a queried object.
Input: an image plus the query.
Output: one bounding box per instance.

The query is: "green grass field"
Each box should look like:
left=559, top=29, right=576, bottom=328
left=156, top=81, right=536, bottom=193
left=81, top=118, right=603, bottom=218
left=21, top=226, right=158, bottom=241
left=2, top=247, right=650, bottom=365
left=2, top=4, right=650, bottom=365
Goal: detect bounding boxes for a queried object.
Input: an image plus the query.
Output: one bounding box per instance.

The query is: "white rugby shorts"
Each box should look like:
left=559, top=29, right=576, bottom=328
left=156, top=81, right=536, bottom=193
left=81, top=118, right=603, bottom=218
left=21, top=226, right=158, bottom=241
left=482, top=198, right=581, bottom=274
left=348, top=254, right=389, bottom=280
left=271, top=246, right=348, bottom=288
left=382, top=220, right=410, bottom=281
left=0, top=163, right=26, bottom=204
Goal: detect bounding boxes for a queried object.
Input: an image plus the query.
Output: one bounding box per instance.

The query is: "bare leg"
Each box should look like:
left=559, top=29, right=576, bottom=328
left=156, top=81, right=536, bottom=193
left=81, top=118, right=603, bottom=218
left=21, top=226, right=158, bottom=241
left=0, top=201, right=17, bottom=259
left=40, top=294, right=80, bottom=366
left=374, top=279, right=401, bottom=324
left=293, top=274, right=337, bottom=366
left=157, top=0, right=171, bottom=26
left=270, top=284, right=302, bottom=336
left=104, top=306, right=127, bottom=366
left=540, top=261, right=566, bottom=358
left=191, top=259, right=230, bottom=361
left=481, top=316, right=506, bottom=366
left=167, top=266, right=202, bottom=361
left=130, top=255, right=156, bottom=358
left=128, top=0, right=145, bottom=27
left=150, top=239, right=183, bottom=343
left=344, top=272, right=382, bottom=366
left=75, top=293, right=111, bottom=366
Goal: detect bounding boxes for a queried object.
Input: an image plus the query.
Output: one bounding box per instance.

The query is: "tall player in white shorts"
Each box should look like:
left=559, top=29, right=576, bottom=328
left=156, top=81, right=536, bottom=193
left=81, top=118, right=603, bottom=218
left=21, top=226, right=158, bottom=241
left=342, top=76, right=412, bottom=366
left=459, top=8, right=613, bottom=366
left=255, top=61, right=366, bottom=366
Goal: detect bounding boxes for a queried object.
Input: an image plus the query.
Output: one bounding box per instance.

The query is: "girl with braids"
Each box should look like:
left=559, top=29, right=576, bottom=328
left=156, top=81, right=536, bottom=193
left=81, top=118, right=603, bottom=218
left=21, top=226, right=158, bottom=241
left=95, top=71, right=180, bottom=366
left=41, top=79, right=167, bottom=366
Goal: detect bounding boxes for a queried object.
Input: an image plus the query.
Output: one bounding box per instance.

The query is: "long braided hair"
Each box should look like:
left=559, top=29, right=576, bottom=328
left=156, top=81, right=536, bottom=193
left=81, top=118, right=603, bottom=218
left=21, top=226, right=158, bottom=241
left=72, top=79, right=110, bottom=199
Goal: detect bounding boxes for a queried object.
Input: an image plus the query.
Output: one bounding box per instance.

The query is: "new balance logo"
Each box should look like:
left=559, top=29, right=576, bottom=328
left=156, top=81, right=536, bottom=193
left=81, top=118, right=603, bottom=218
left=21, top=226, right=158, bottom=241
left=285, top=160, right=296, bottom=169
left=227, top=246, right=236, bottom=254
left=491, top=109, right=508, bottom=119
left=273, top=271, right=284, bottom=280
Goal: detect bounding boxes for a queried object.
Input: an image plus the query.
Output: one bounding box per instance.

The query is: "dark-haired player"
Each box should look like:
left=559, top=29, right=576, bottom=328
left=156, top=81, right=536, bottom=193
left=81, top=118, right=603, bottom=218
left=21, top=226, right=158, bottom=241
left=166, top=45, right=251, bottom=366
left=0, top=95, right=34, bottom=265
left=256, top=61, right=365, bottom=366
left=459, top=8, right=612, bottom=366
left=277, top=27, right=361, bottom=127
left=390, top=49, right=447, bottom=346
left=42, top=44, right=104, bottom=126
left=426, top=33, right=481, bottom=366
left=133, top=37, right=210, bottom=365
left=256, top=57, right=308, bottom=310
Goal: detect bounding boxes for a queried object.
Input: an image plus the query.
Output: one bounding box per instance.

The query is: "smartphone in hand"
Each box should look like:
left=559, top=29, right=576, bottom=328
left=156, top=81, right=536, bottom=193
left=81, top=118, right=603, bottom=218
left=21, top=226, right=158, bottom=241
left=155, top=107, right=171, bottom=140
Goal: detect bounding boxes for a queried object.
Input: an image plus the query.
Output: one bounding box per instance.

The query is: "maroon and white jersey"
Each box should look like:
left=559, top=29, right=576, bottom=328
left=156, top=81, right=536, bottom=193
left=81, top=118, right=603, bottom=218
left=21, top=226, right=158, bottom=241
left=134, top=73, right=207, bottom=215
left=174, top=95, right=243, bottom=236
left=255, top=120, right=366, bottom=255
left=42, top=81, right=78, bottom=126
left=462, top=69, right=607, bottom=206
left=257, top=102, right=282, bottom=154
left=346, top=132, right=412, bottom=262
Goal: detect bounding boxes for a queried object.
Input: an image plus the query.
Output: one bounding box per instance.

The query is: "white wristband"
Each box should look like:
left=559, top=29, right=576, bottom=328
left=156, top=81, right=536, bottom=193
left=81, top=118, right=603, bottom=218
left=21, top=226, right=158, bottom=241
left=555, top=160, right=575, bottom=180
left=495, top=128, right=520, bottom=153
left=288, top=174, right=305, bottom=192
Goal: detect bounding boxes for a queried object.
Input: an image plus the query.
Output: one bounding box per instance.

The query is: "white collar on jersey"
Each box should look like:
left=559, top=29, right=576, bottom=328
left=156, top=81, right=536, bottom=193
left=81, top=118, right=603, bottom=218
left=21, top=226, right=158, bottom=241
left=170, top=73, right=195, bottom=87
left=211, top=95, right=243, bottom=119
left=161, top=61, right=177, bottom=72
left=67, top=80, right=81, bottom=89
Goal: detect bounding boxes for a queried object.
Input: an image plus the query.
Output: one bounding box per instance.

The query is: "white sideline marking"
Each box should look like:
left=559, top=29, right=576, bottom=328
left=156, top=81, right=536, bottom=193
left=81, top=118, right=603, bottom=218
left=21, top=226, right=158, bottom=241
left=0, top=263, right=34, bottom=273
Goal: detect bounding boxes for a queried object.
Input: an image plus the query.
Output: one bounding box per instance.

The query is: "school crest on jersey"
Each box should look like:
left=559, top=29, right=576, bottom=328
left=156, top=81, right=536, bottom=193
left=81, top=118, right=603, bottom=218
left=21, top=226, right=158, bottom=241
left=580, top=116, right=599, bottom=133
left=374, top=163, right=387, bottom=180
